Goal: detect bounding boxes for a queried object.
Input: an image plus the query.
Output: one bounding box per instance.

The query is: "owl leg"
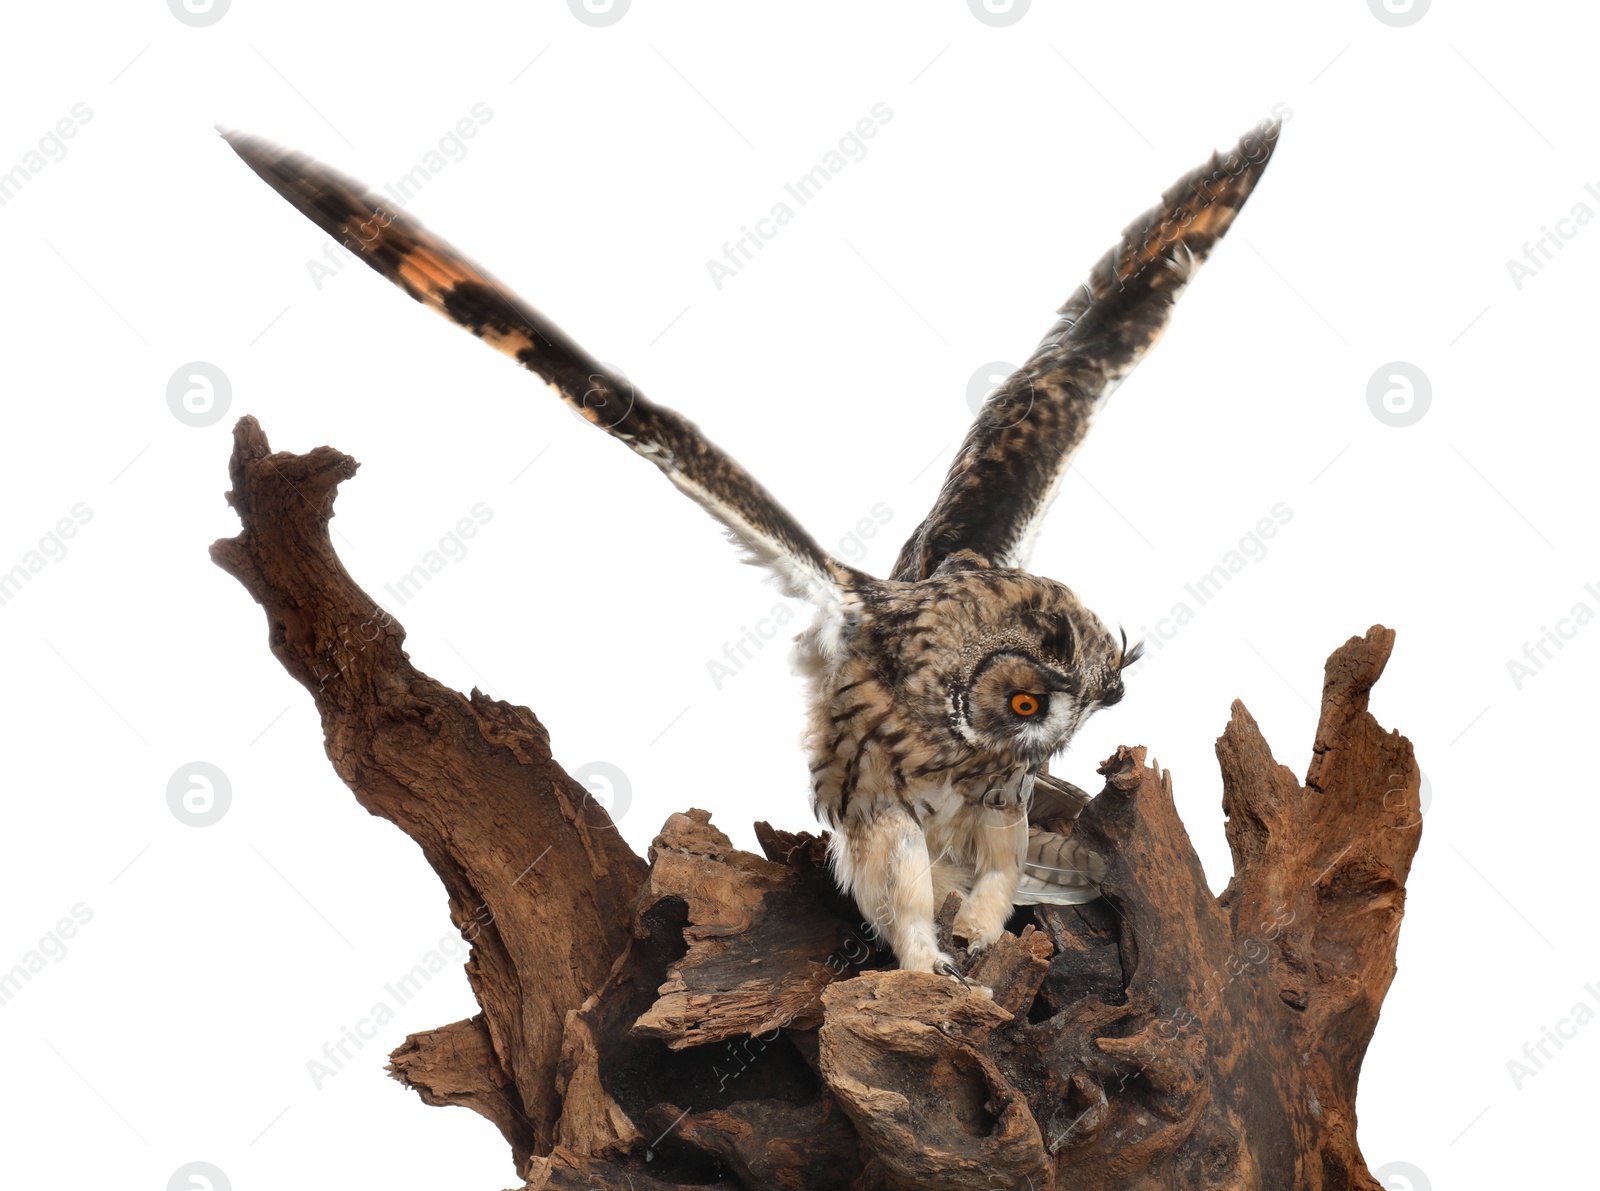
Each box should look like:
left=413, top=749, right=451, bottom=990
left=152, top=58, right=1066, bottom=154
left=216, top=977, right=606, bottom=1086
left=929, top=856, right=971, bottom=910
left=952, top=809, right=1028, bottom=953
left=832, top=806, right=952, bottom=976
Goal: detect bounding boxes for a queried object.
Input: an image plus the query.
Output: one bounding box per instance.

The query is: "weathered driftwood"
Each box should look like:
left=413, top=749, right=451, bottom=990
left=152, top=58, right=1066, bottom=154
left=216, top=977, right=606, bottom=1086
left=213, top=417, right=1422, bottom=1190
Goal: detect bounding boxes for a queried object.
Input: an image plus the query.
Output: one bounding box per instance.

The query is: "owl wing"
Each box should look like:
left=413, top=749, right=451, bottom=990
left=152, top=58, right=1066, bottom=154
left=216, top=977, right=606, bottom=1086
left=220, top=130, right=861, bottom=610
left=1028, top=771, right=1094, bottom=824
left=1015, top=827, right=1106, bottom=906
left=891, top=123, right=1280, bottom=583
left=1014, top=772, right=1104, bottom=904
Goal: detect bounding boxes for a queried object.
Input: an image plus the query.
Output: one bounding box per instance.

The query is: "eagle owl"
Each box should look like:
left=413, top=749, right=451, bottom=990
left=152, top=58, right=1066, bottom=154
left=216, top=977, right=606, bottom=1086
left=224, top=121, right=1278, bottom=976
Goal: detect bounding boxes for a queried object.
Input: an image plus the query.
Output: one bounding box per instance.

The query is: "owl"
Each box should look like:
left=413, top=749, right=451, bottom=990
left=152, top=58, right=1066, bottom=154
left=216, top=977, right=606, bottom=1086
left=223, top=120, right=1278, bottom=976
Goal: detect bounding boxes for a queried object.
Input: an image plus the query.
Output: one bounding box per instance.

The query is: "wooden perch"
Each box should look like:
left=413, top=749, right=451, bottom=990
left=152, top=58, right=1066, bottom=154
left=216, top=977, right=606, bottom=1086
left=213, top=418, right=1422, bottom=1190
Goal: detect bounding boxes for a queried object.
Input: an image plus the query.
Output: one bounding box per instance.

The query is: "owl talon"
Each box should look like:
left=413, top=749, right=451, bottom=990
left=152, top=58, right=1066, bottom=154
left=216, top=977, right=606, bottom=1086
left=933, top=959, right=993, bottom=999
left=952, top=905, right=1007, bottom=954
left=217, top=132, right=1272, bottom=1028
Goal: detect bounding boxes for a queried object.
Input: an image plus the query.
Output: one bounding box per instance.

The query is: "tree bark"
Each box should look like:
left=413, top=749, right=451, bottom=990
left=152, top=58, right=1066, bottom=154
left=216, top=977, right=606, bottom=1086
left=212, top=418, right=1422, bottom=1190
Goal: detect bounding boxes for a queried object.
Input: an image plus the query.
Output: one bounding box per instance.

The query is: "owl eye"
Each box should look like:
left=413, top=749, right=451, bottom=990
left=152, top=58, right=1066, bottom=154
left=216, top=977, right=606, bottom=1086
left=1009, top=692, right=1044, bottom=717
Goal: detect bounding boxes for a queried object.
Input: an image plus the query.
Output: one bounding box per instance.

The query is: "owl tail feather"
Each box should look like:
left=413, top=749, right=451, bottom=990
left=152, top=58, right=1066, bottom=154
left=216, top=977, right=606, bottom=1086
left=218, top=128, right=865, bottom=611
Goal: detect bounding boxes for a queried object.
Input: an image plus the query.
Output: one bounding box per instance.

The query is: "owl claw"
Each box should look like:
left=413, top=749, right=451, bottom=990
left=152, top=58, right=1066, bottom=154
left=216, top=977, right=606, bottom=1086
left=951, top=913, right=1005, bottom=955
left=933, top=958, right=993, bottom=999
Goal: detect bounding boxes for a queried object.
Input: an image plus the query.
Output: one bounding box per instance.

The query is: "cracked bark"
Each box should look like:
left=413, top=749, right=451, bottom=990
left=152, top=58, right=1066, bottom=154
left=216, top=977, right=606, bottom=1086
left=213, top=418, right=1422, bottom=1190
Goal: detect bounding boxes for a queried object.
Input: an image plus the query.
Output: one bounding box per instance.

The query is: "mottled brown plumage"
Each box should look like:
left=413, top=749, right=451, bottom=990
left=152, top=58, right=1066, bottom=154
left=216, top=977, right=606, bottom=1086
left=222, top=120, right=1278, bottom=976
left=894, top=128, right=1279, bottom=584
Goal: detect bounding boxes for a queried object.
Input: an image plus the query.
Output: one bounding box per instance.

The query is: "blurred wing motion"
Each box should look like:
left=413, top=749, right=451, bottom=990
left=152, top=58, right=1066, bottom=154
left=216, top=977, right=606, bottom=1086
left=220, top=130, right=860, bottom=609
left=893, top=122, right=1280, bottom=583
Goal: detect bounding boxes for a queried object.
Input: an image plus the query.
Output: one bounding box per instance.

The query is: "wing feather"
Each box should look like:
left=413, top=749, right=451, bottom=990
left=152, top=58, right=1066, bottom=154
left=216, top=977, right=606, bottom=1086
left=1027, top=771, right=1094, bottom=825
left=893, top=121, right=1281, bottom=582
left=220, top=130, right=860, bottom=608
left=1015, top=826, right=1106, bottom=905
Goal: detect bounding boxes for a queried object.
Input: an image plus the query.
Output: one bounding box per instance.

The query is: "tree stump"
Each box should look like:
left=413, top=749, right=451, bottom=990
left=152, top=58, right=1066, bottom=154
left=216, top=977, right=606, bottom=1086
left=212, top=417, right=1422, bottom=1190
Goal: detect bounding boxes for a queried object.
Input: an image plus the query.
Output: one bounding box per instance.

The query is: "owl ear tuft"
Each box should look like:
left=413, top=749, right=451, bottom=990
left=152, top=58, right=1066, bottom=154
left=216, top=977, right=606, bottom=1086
left=1119, top=626, right=1146, bottom=669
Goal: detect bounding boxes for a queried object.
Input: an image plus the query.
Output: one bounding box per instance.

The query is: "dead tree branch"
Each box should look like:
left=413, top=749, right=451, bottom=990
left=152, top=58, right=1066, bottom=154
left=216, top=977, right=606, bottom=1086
left=213, top=418, right=1421, bottom=1190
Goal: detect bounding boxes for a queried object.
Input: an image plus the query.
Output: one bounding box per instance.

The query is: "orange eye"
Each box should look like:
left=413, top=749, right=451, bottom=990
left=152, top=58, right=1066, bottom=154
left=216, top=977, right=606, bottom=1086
left=1010, top=692, right=1041, bottom=717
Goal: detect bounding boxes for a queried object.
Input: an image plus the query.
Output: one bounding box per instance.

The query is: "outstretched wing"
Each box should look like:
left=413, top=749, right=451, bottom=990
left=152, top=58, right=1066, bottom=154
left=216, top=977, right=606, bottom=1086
left=220, top=130, right=861, bottom=609
left=892, top=122, right=1280, bottom=583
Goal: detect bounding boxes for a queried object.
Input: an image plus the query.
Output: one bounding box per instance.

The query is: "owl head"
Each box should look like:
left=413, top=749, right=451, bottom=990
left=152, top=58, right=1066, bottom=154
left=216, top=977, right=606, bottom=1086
left=922, top=564, right=1142, bottom=767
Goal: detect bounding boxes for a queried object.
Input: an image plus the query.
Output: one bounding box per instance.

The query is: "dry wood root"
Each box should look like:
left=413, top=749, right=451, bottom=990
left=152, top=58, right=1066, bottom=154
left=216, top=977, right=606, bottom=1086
left=213, top=418, right=1422, bottom=1190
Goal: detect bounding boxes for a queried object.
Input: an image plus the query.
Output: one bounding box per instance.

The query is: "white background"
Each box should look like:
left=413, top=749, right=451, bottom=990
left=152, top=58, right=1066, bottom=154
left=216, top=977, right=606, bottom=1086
left=0, top=2, right=1591, bottom=1188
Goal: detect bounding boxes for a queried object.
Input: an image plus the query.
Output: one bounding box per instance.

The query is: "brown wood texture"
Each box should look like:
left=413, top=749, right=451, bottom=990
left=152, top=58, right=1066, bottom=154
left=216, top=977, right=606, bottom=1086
left=213, top=419, right=1422, bottom=1189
